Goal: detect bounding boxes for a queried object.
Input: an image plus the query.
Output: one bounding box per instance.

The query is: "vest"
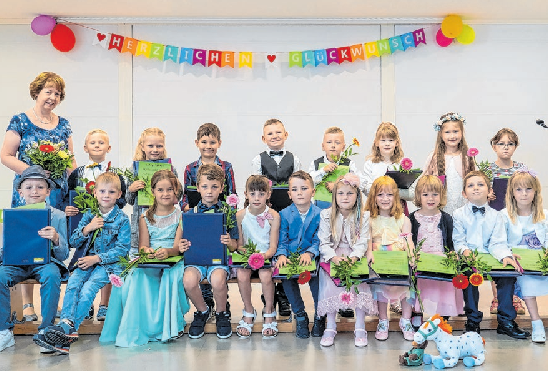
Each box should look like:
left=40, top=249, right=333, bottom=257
left=260, top=151, right=295, bottom=184
left=313, top=156, right=350, bottom=170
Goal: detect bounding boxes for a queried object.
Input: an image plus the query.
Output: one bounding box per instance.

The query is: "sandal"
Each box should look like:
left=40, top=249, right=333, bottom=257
left=354, top=329, right=368, bottom=347
left=320, top=329, right=337, bottom=347
left=262, top=311, right=278, bottom=338
left=236, top=309, right=256, bottom=338
left=23, top=303, right=38, bottom=322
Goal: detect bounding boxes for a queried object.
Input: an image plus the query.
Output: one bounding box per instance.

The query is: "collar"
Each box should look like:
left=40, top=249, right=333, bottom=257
left=197, top=156, right=222, bottom=167
left=86, top=159, right=109, bottom=170
left=467, top=202, right=488, bottom=213
left=99, top=205, right=118, bottom=221
left=196, top=200, right=224, bottom=212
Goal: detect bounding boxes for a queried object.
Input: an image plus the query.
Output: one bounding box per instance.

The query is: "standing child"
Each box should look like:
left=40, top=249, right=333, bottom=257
left=423, top=112, right=475, bottom=215
left=275, top=171, right=324, bottom=339
left=365, top=176, right=415, bottom=341
left=409, top=175, right=463, bottom=320
left=235, top=175, right=280, bottom=338
left=100, top=170, right=189, bottom=347
left=453, top=170, right=529, bottom=339
left=182, top=164, right=239, bottom=339
left=502, top=170, right=548, bottom=343
left=35, top=172, right=131, bottom=354
left=317, top=173, right=376, bottom=347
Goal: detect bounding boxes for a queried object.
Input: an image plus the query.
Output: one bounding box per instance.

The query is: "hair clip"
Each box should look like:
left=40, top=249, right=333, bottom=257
left=433, top=113, right=466, bottom=132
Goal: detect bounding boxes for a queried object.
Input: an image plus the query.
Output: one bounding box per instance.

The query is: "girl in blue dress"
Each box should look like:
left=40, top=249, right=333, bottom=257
left=100, top=170, right=189, bottom=347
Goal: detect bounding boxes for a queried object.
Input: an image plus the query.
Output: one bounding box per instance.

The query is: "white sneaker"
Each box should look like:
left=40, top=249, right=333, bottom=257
left=0, top=329, right=15, bottom=351
left=532, top=322, right=546, bottom=343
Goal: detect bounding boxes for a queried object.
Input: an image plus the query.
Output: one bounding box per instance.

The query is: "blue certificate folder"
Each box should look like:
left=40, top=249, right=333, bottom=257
left=3, top=209, right=51, bottom=265
left=68, top=190, right=84, bottom=235
left=182, top=213, right=227, bottom=266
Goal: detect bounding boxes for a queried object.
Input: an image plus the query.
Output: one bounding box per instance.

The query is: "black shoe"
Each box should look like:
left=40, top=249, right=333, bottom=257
left=276, top=287, right=292, bottom=317
left=215, top=311, right=232, bottom=339
left=311, top=315, right=326, bottom=337
left=339, top=309, right=354, bottom=318
left=226, top=300, right=231, bottom=320
left=188, top=310, right=210, bottom=339
left=295, top=312, right=310, bottom=339
left=204, top=299, right=215, bottom=320
left=497, top=320, right=531, bottom=339
left=84, top=305, right=94, bottom=320
left=464, top=320, right=481, bottom=334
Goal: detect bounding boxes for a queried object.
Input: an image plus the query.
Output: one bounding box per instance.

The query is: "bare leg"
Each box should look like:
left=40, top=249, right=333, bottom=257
left=22, top=285, right=36, bottom=317
left=259, top=269, right=275, bottom=335
left=210, top=269, right=228, bottom=312
left=378, top=301, right=388, bottom=320
left=401, top=299, right=412, bottom=320
left=236, top=269, right=254, bottom=336
left=183, top=267, right=207, bottom=312
left=99, top=284, right=112, bottom=306
left=491, top=281, right=497, bottom=297
left=524, top=297, right=540, bottom=321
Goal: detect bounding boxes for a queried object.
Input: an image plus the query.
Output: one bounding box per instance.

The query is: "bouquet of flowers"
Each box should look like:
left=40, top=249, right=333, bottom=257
left=316, top=138, right=360, bottom=191
left=467, top=148, right=493, bottom=181
left=25, top=140, right=73, bottom=179
left=442, top=249, right=492, bottom=289
left=238, top=239, right=265, bottom=269
left=221, top=194, right=239, bottom=230
left=109, top=250, right=151, bottom=286
left=331, top=257, right=361, bottom=294
left=72, top=178, right=102, bottom=243
left=402, top=234, right=425, bottom=312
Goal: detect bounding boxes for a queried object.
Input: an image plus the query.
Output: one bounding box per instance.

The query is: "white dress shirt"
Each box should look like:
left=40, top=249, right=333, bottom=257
left=83, top=159, right=110, bottom=182
left=251, top=147, right=301, bottom=175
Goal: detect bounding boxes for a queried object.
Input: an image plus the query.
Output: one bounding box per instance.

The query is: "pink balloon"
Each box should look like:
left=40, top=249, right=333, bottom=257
left=31, top=15, right=56, bottom=36
left=436, top=28, right=453, bottom=47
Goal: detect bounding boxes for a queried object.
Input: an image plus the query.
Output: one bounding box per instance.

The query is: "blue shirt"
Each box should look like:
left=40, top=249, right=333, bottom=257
left=187, top=200, right=239, bottom=240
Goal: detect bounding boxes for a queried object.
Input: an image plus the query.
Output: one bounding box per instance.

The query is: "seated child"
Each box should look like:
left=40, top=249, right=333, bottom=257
left=453, top=170, right=529, bottom=339
left=0, top=166, right=68, bottom=353
left=275, top=171, right=324, bottom=339
left=182, top=164, right=239, bottom=339
left=34, top=172, right=131, bottom=354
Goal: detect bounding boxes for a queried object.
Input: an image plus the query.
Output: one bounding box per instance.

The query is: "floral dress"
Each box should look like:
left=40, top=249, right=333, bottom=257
left=7, top=113, right=72, bottom=208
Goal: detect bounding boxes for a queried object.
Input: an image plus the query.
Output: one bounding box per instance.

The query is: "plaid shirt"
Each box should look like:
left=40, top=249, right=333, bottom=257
left=180, top=156, right=237, bottom=210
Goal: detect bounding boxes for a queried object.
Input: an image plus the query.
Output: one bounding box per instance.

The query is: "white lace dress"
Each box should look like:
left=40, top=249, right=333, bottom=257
left=442, top=155, right=466, bottom=215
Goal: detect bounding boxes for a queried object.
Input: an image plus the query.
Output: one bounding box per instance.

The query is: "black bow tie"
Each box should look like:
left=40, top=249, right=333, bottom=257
left=269, top=150, right=284, bottom=156
left=472, top=206, right=485, bottom=215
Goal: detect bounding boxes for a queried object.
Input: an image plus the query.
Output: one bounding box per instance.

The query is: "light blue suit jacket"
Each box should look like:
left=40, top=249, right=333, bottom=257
left=276, top=203, right=321, bottom=258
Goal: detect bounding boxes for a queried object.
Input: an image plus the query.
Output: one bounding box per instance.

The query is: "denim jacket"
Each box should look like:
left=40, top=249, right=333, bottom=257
left=70, top=205, right=131, bottom=275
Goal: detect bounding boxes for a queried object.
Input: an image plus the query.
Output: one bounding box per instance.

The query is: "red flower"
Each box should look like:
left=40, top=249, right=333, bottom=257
left=39, top=144, right=55, bottom=153
left=85, top=181, right=96, bottom=194
left=452, top=274, right=469, bottom=289
left=297, top=270, right=311, bottom=285
left=469, top=273, right=484, bottom=287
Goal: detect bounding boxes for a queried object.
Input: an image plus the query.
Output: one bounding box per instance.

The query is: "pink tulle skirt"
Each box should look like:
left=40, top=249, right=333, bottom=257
left=414, top=278, right=464, bottom=316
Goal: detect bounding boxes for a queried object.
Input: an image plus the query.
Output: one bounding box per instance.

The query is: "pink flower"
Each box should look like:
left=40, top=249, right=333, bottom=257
left=226, top=194, right=239, bottom=208
left=400, top=158, right=413, bottom=171
left=467, top=148, right=479, bottom=157
left=268, top=179, right=273, bottom=188
left=271, top=267, right=279, bottom=277
left=248, top=253, right=265, bottom=270
left=339, top=291, right=355, bottom=307
left=399, top=233, right=411, bottom=239
left=109, top=274, right=123, bottom=287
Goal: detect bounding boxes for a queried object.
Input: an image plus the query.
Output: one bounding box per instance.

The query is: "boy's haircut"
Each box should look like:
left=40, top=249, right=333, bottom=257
left=490, top=128, right=519, bottom=148
left=368, top=122, right=404, bottom=164
left=288, top=170, right=314, bottom=188
left=324, top=126, right=343, bottom=135
left=85, top=129, right=109, bottom=143
left=146, top=170, right=183, bottom=224
left=462, top=170, right=491, bottom=192
left=197, top=163, right=225, bottom=185
left=505, top=171, right=544, bottom=224
left=413, top=175, right=447, bottom=208
left=134, top=127, right=167, bottom=161
left=29, top=72, right=66, bottom=101
left=364, top=175, right=403, bottom=219
left=96, top=172, right=121, bottom=191
left=197, top=123, right=221, bottom=141
left=264, top=118, right=284, bottom=128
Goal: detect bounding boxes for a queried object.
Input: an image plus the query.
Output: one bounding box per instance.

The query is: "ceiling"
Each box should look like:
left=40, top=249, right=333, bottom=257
left=2, top=0, right=548, bottom=24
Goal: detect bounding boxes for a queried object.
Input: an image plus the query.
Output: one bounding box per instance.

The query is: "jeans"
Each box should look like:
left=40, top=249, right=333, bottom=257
left=282, top=275, right=319, bottom=316
left=60, top=265, right=109, bottom=330
left=463, top=275, right=516, bottom=323
left=0, top=263, right=61, bottom=331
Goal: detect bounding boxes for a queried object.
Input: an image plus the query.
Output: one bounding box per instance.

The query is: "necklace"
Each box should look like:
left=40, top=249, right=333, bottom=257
left=32, top=107, right=53, bottom=125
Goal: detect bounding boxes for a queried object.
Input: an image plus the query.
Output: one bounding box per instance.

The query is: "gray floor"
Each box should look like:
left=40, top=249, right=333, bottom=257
left=1, top=331, right=545, bottom=371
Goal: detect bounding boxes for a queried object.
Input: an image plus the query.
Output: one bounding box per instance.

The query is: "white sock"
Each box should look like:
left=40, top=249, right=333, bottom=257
left=532, top=319, right=544, bottom=330
left=326, top=312, right=337, bottom=330
left=355, top=308, right=366, bottom=330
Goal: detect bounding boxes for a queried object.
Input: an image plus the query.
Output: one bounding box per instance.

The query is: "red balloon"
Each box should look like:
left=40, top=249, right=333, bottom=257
left=50, top=24, right=75, bottom=52
left=436, top=28, right=453, bottom=47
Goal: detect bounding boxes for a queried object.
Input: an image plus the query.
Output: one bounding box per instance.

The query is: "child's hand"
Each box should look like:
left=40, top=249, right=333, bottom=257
left=366, top=250, right=374, bottom=265
left=220, top=234, right=233, bottom=249
left=84, top=216, right=104, bottom=235
left=65, top=206, right=79, bottom=217
left=349, top=256, right=359, bottom=264
left=153, top=248, right=169, bottom=260
left=140, top=247, right=155, bottom=257
left=77, top=255, right=100, bottom=270
left=179, top=239, right=191, bottom=253
left=276, top=255, right=288, bottom=269
left=326, top=182, right=335, bottom=192
left=323, top=163, right=338, bottom=173
left=38, top=226, right=59, bottom=245
left=487, top=189, right=496, bottom=201
left=462, top=249, right=472, bottom=257
left=129, top=180, right=146, bottom=193
left=502, top=256, right=521, bottom=272
left=299, top=252, right=312, bottom=266
left=331, top=256, right=346, bottom=265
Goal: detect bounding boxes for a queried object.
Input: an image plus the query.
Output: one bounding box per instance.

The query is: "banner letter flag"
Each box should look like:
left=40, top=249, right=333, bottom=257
left=221, top=52, right=235, bottom=67
left=289, top=52, right=303, bottom=68
left=93, top=32, right=109, bottom=48
left=337, top=47, right=352, bottom=63
left=239, top=52, right=252, bottom=68
left=301, top=51, right=314, bottom=67
left=314, top=50, right=328, bottom=66
left=364, top=42, right=379, bottom=58
left=135, top=41, right=152, bottom=57
left=208, top=50, right=222, bottom=67
left=193, top=49, right=207, bottom=66
left=326, top=48, right=339, bottom=64
left=349, top=44, right=365, bottom=61
left=377, top=39, right=391, bottom=56
left=108, top=34, right=124, bottom=52
left=412, top=28, right=426, bottom=46
left=121, top=37, right=137, bottom=55
left=401, top=33, right=416, bottom=50
left=389, top=36, right=404, bottom=52
left=179, top=48, right=194, bottom=64
left=150, top=43, right=165, bottom=61
left=163, top=45, right=179, bottom=63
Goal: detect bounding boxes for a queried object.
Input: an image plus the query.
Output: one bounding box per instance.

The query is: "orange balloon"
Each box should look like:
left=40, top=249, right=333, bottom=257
left=441, top=15, right=464, bottom=38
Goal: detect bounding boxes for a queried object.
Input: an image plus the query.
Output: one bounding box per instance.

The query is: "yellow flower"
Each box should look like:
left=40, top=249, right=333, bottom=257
left=58, top=150, right=69, bottom=159
left=352, top=138, right=360, bottom=147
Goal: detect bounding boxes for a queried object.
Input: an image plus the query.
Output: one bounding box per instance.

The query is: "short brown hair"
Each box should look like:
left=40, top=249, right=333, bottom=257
left=490, top=128, right=519, bottom=148
left=197, top=163, right=225, bottom=186
left=197, top=123, right=221, bottom=141
left=462, top=171, right=491, bottom=192
left=29, top=72, right=66, bottom=101
left=264, top=118, right=284, bottom=129
left=288, top=170, right=314, bottom=188
left=96, top=172, right=121, bottom=191
left=413, top=175, right=447, bottom=208
left=324, top=126, right=343, bottom=135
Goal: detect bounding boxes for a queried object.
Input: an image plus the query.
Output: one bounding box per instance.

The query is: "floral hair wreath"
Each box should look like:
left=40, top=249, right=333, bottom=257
left=433, top=113, right=466, bottom=132
left=516, top=166, right=537, bottom=178
left=339, top=173, right=361, bottom=188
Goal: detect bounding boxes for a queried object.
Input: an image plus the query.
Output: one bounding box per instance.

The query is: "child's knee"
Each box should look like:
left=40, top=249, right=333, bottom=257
left=258, top=270, right=273, bottom=283
left=237, top=269, right=251, bottom=282
left=210, top=270, right=228, bottom=290
left=183, top=268, right=200, bottom=289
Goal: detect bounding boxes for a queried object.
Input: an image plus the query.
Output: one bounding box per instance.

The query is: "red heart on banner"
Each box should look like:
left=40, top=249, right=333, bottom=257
left=267, top=54, right=276, bottom=63
left=97, top=33, right=106, bottom=42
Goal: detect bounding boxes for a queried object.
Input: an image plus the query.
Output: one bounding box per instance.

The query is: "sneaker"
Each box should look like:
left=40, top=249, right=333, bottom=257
left=96, top=305, right=108, bottom=321
left=311, top=315, right=326, bottom=337
left=40, top=347, right=56, bottom=354
left=22, top=303, right=39, bottom=322
left=276, top=288, right=292, bottom=317
left=84, top=305, right=94, bottom=320
left=532, top=320, right=546, bottom=343
left=375, top=320, right=389, bottom=341
left=513, top=296, right=526, bottom=315
left=490, top=299, right=498, bottom=314
left=0, top=329, right=15, bottom=352
left=44, top=321, right=79, bottom=345
left=399, top=318, right=415, bottom=341
left=465, top=320, right=481, bottom=334
left=215, top=311, right=232, bottom=339
left=339, top=309, right=354, bottom=318
left=188, top=310, right=210, bottom=339
left=295, top=312, right=310, bottom=339
left=33, top=330, right=69, bottom=355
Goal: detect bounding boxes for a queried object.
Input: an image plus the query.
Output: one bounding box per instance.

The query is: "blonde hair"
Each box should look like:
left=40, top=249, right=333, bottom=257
left=329, top=175, right=364, bottom=245
left=364, top=176, right=403, bottom=218
left=367, top=122, right=404, bottom=163
left=505, top=171, right=544, bottom=224
left=324, top=126, right=344, bottom=135
left=133, top=128, right=167, bottom=161
left=85, top=129, right=109, bottom=144
left=95, top=172, right=121, bottom=192
left=29, top=72, right=66, bottom=101
left=413, top=175, right=447, bottom=208
left=264, top=118, right=284, bottom=129
left=146, top=170, right=182, bottom=224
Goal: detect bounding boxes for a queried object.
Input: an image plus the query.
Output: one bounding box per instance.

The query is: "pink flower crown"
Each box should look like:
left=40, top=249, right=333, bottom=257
left=339, top=173, right=361, bottom=188
left=516, top=166, right=537, bottom=178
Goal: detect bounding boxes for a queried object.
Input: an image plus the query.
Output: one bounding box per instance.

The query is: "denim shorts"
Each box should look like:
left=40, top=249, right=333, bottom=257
left=185, top=265, right=230, bottom=283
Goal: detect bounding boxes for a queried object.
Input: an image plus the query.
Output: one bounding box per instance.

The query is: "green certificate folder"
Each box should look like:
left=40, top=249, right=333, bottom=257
left=512, top=248, right=545, bottom=275
left=478, top=253, right=520, bottom=277
left=329, top=258, right=370, bottom=278
left=136, top=161, right=173, bottom=206
left=314, top=164, right=349, bottom=202
left=229, top=251, right=271, bottom=267
left=417, top=253, right=456, bottom=275
left=273, top=261, right=317, bottom=279
left=371, top=251, right=409, bottom=275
